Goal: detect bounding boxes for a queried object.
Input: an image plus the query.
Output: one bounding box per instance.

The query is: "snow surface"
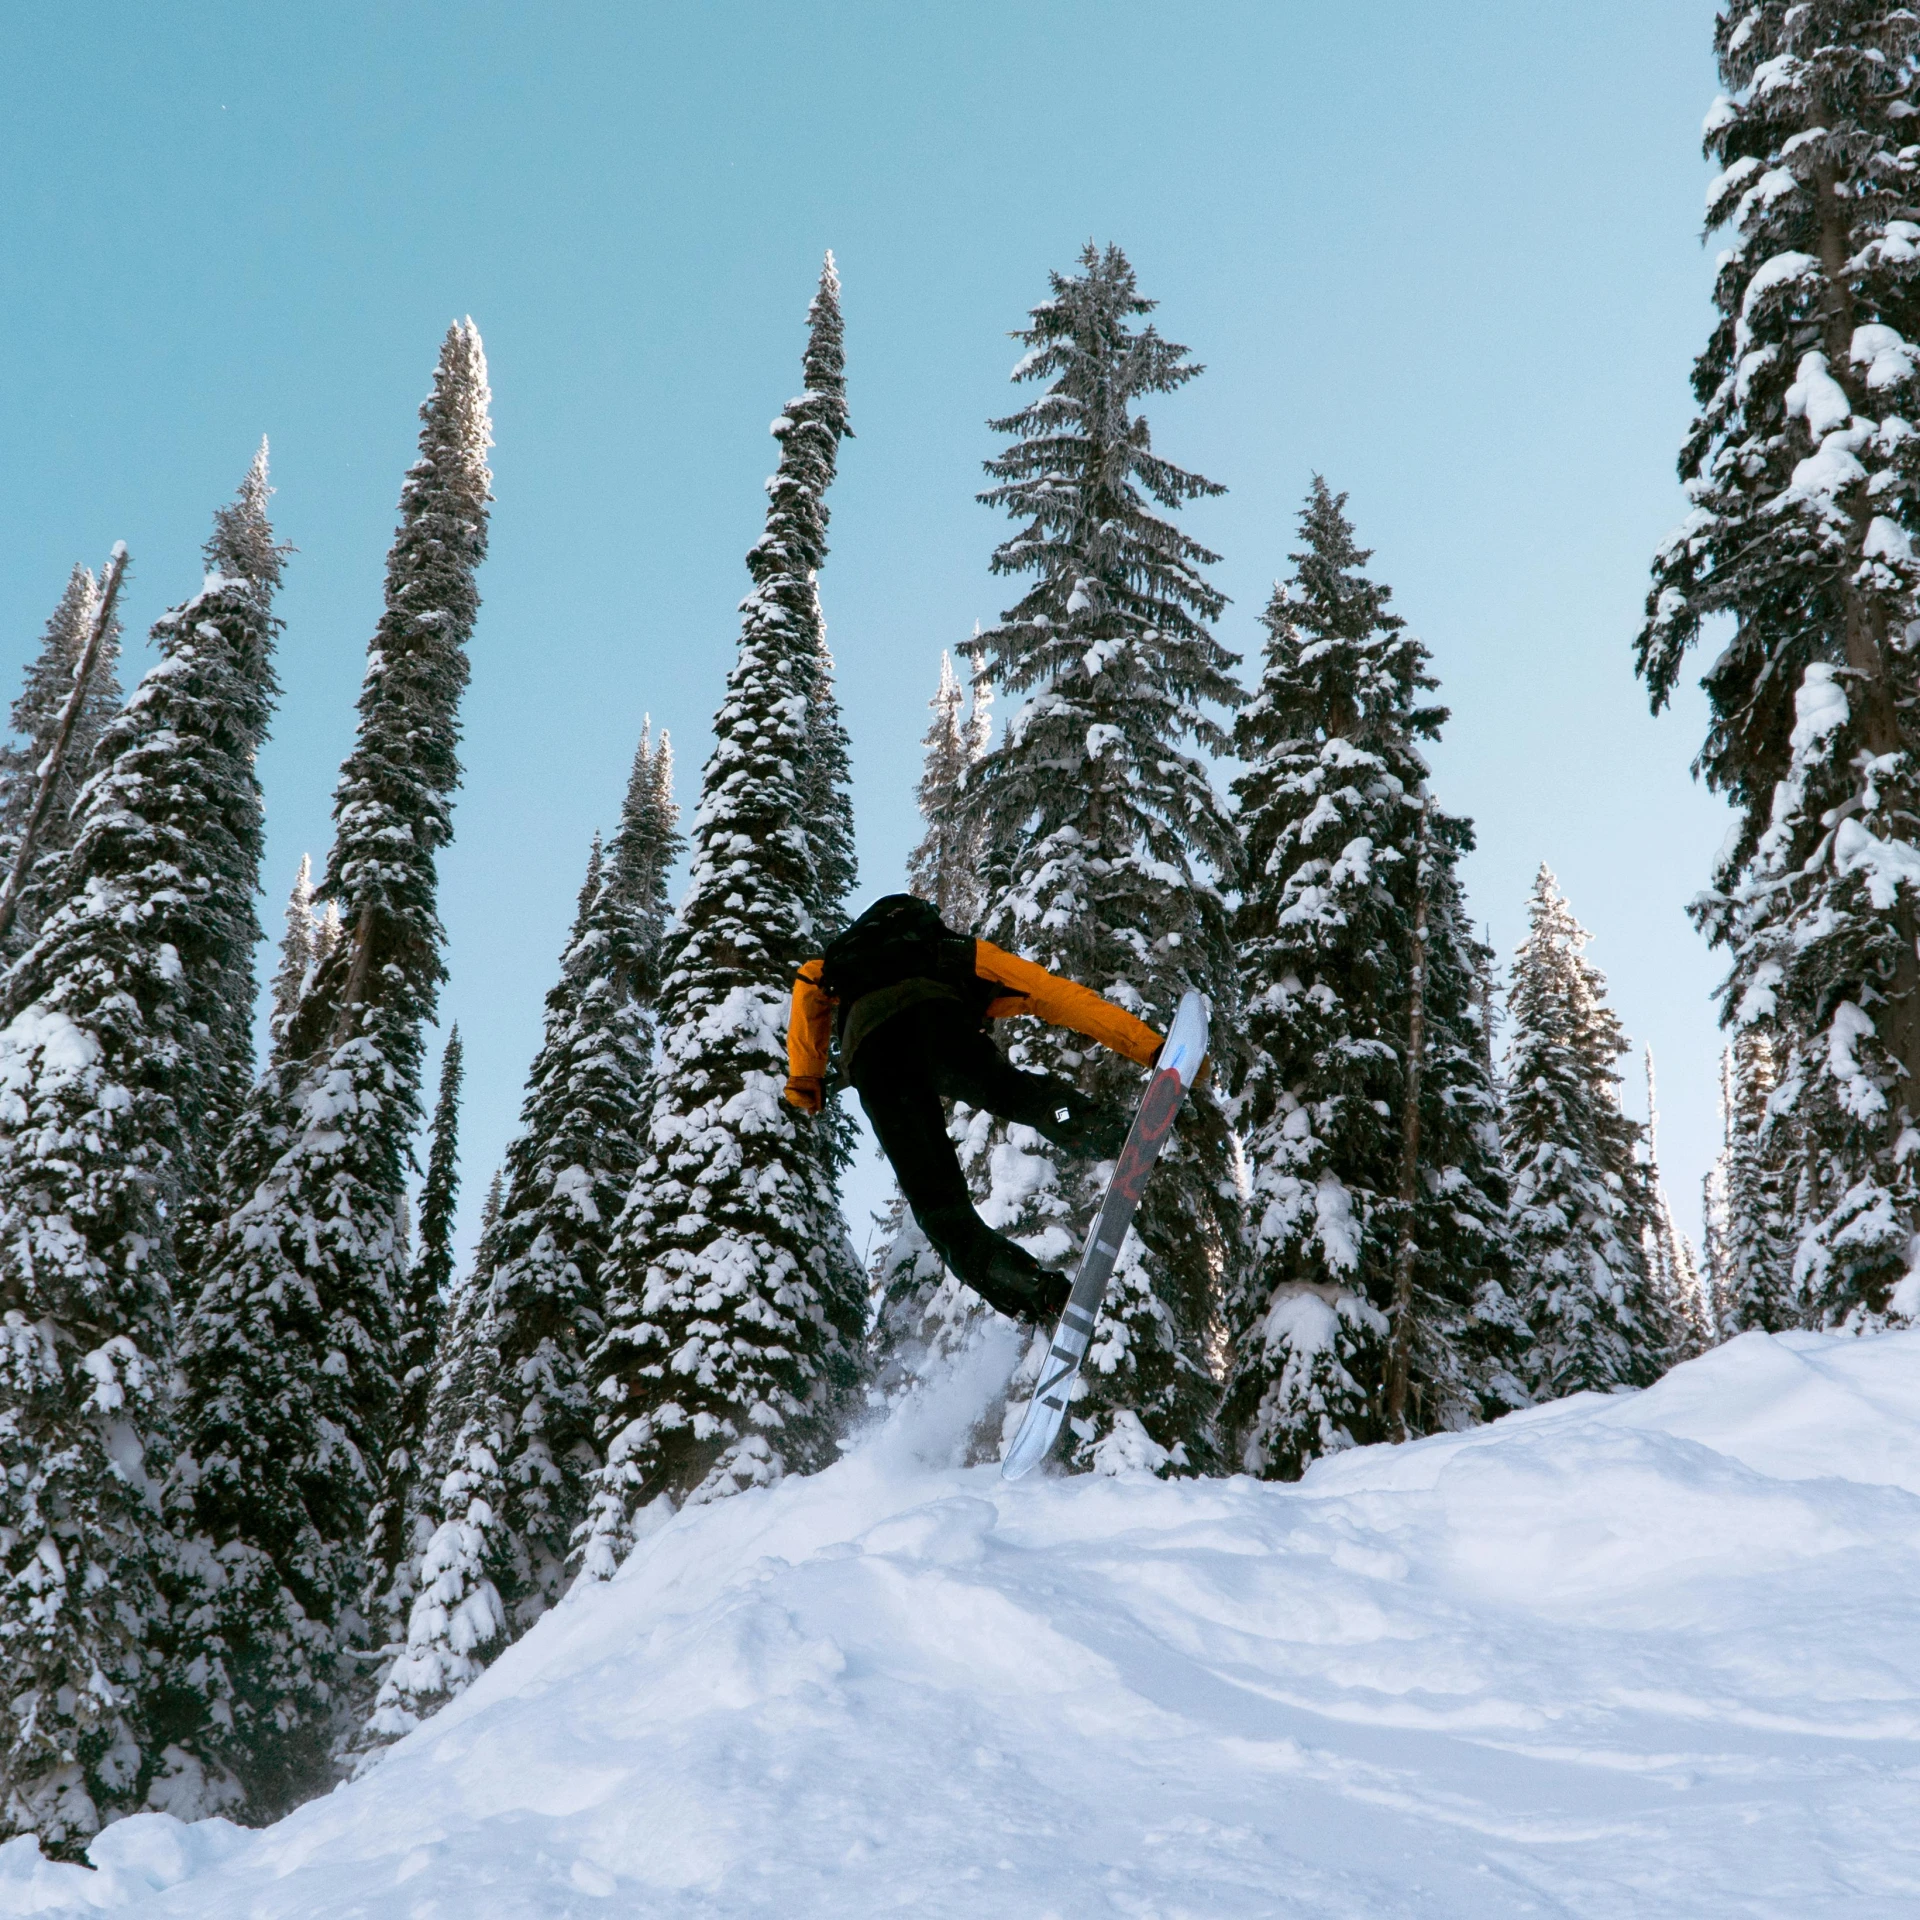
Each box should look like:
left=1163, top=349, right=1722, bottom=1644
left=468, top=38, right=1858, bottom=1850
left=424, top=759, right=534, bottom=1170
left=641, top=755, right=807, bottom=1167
left=12, top=1328, right=1920, bottom=1915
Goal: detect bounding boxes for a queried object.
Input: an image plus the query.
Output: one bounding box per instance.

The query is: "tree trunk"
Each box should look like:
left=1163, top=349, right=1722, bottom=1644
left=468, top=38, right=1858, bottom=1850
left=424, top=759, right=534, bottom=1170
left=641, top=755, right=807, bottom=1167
left=333, top=904, right=378, bottom=1044
left=1810, top=149, right=1920, bottom=1128
left=1385, top=796, right=1430, bottom=1443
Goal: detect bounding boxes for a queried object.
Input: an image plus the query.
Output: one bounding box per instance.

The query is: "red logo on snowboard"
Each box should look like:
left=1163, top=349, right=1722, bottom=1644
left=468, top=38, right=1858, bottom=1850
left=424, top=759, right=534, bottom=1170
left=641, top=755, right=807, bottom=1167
left=1111, top=1069, right=1184, bottom=1202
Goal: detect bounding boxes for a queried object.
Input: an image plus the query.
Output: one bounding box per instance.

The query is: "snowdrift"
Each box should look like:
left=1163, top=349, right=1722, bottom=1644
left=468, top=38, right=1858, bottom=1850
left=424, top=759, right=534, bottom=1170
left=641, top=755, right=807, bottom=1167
left=10, top=1326, right=1920, bottom=1917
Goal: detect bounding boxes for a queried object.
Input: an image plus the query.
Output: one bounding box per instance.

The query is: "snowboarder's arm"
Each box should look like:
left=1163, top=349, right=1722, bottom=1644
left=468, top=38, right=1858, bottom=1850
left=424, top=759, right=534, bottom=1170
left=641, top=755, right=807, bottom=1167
left=972, top=940, right=1163, bottom=1067
left=785, top=960, right=832, bottom=1112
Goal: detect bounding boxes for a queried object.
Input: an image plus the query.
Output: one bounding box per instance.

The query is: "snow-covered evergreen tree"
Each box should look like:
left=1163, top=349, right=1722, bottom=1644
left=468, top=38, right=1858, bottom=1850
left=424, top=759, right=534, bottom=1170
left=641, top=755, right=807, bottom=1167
left=1414, top=856, right=1523, bottom=1416
left=1702, top=1096, right=1733, bottom=1335
left=360, top=770, right=672, bottom=1756
left=1641, top=1050, right=1711, bottom=1356
left=864, top=1217, right=966, bottom=1405
left=358, top=1252, right=508, bottom=1750
left=610, top=722, right=681, bottom=988
left=580, top=262, right=864, bottom=1568
left=363, top=1027, right=463, bottom=1657
left=868, top=647, right=1001, bottom=1404
left=1500, top=868, right=1665, bottom=1398
left=364, top=763, right=677, bottom=1754
left=413, top=1027, right=463, bottom=1362
left=455, top=728, right=682, bottom=1624
left=785, top=269, right=862, bottom=1200
left=1221, top=479, right=1519, bottom=1480
left=1641, top=3, right=1920, bottom=1329
left=787, top=258, right=857, bottom=955
left=958, top=243, right=1243, bottom=1476
left=177, top=322, right=491, bottom=1816
left=867, top=647, right=999, bottom=1398
left=373, top=871, right=656, bottom=1763
left=1709, top=1030, right=1799, bottom=1332
left=803, top=639, right=857, bottom=949
left=905, top=648, right=992, bottom=929
left=1471, top=938, right=1502, bottom=1084
left=477, top=1169, right=504, bottom=1245
left=0, top=454, right=284, bottom=1850
left=0, top=565, right=124, bottom=962
left=267, top=856, right=322, bottom=1051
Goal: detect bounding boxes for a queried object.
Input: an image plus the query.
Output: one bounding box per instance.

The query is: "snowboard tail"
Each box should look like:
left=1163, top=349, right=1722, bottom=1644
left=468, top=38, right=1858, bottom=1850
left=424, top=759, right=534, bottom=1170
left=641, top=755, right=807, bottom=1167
left=1001, top=990, right=1210, bottom=1482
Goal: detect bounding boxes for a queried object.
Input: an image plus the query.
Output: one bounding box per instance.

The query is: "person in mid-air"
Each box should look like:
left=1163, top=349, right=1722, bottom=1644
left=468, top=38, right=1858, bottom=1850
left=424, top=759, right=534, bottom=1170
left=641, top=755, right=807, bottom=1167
left=784, top=894, right=1163, bottom=1325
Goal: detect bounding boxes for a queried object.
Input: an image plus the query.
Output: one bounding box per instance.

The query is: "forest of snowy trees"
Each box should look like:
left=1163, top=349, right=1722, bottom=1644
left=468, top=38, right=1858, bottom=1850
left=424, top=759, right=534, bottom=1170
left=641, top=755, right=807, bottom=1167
left=1, top=0, right=1916, bottom=1862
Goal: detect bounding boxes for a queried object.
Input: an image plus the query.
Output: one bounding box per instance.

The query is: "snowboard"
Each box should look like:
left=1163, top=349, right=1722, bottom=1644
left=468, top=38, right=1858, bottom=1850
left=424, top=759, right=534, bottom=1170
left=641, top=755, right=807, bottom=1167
left=1001, top=988, right=1211, bottom=1482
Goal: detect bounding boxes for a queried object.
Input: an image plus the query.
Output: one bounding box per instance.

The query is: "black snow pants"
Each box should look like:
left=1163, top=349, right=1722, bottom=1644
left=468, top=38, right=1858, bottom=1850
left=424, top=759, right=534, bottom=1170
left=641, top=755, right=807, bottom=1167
left=849, top=995, right=1128, bottom=1323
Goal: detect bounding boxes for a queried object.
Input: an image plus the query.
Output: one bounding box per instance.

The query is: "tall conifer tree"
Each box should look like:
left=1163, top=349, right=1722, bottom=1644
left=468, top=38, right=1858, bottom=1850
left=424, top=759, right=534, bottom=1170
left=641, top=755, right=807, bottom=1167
left=477, top=1169, right=504, bottom=1244
left=802, top=634, right=857, bottom=948
left=1221, top=480, right=1518, bottom=1480
left=906, top=649, right=992, bottom=928
left=783, top=259, right=858, bottom=955
left=267, top=856, right=322, bottom=1050
left=1708, top=1031, right=1799, bottom=1332
left=1642, top=1049, right=1712, bottom=1356
left=1702, top=1104, right=1734, bottom=1337
left=359, top=1240, right=508, bottom=1750
left=1415, top=858, right=1521, bottom=1412
left=362, top=1027, right=464, bottom=1657
left=177, top=323, right=491, bottom=1815
left=0, top=566, right=124, bottom=962
left=610, top=722, right=682, bottom=986
left=581, top=260, right=862, bottom=1571
left=1641, top=3, right=1920, bottom=1328
left=412, top=1027, right=464, bottom=1362
left=869, top=650, right=999, bottom=1404
left=1500, top=869, right=1665, bottom=1398
left=958, top=244, right=1243, bottom=1475
left=459, top=730, right=679, bottom=1621
left=788, top=273, right=862, bottom=1195
left=0, top=455, right=284, bottom=1849
left=362, top=741, right=679, bottom=1747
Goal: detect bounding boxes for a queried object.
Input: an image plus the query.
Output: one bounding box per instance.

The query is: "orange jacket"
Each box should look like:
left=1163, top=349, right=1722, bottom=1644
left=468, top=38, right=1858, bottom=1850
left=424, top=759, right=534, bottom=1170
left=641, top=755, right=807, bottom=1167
left=784, top=940, right=1162, bottom=1109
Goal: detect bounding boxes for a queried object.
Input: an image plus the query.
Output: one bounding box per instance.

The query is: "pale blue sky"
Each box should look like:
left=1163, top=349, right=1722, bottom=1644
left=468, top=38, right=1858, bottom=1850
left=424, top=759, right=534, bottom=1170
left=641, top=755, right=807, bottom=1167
left=0, top=1, right=1725, bottom=1260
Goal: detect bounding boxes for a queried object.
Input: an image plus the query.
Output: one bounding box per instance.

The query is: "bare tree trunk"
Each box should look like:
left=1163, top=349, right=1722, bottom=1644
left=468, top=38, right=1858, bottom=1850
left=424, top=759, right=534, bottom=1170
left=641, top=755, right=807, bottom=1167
left=332, top=903, right=378, bottom=1045
left=0, top=544, right=129, bottom=952
left=1385, top=795, right=1430, bottom=1443
left=1810, top=150, right=1920, bottom=1129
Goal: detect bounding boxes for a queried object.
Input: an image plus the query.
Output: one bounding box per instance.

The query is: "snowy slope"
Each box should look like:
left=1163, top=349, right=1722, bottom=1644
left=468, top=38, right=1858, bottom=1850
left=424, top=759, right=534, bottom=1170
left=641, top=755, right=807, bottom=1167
left=11, top=1326, right=1920, bottom=1917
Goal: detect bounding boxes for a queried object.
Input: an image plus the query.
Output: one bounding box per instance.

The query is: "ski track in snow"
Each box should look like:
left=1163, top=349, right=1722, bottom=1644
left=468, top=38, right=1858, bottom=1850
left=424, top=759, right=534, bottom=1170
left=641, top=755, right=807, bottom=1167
left=11, top=1328, right=1920, bottom=1916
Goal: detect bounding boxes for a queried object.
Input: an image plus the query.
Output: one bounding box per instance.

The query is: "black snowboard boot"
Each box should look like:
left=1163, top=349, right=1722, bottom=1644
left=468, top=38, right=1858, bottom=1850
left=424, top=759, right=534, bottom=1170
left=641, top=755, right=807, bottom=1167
left=975, top=1240, right=1071, bottom=1326
left=915, top=1202, right=1072, bottom=1326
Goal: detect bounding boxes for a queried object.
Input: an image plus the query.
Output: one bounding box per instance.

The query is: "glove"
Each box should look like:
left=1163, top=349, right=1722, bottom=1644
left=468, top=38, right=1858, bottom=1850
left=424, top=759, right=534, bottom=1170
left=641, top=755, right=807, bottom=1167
left=784, top=1075, right=825, bottom=1115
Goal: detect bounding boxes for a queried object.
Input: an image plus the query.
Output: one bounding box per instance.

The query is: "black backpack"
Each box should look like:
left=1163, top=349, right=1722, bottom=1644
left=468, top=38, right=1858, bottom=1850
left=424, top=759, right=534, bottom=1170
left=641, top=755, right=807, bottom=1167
left=818, top=894, right=977, bottom=1005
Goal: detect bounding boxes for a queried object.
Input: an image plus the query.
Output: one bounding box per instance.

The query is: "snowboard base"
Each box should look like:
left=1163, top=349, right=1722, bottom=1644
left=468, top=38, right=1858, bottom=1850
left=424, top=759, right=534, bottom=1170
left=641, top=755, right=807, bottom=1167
left=1001, top=989, right=1210, bottom=1481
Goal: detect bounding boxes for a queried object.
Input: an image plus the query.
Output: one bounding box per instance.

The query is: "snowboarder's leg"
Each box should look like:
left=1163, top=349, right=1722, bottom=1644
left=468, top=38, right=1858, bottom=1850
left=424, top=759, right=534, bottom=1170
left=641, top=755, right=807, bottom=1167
left=922, top=1005, right=1128, bottom=1161
left=851, top=1016, right=1069, bottom=1323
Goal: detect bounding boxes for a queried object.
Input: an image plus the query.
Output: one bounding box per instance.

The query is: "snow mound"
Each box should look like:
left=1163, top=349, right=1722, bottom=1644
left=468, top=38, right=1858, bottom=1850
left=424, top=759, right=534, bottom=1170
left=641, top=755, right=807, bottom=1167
left=14, top=1328, right=1920, bottom=1916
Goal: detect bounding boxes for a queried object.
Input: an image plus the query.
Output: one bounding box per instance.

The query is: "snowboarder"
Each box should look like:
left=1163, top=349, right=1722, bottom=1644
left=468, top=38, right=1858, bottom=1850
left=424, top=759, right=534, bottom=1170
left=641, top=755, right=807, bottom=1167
left=785, top=893, right=1163, bottom=1323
